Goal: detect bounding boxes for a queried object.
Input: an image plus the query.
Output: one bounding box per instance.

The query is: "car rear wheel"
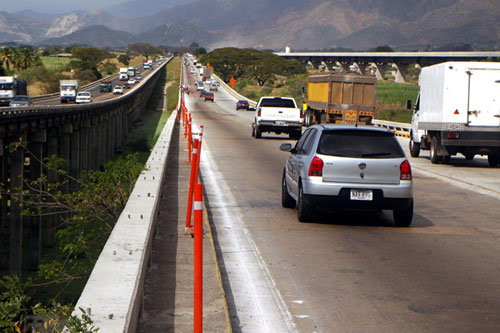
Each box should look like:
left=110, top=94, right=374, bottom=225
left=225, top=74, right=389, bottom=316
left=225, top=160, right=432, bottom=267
left=297, top=183, right=313, bottom=222
left=282, top=172, right=295, bottom=208
left=393, top=199, right=413, bottom=227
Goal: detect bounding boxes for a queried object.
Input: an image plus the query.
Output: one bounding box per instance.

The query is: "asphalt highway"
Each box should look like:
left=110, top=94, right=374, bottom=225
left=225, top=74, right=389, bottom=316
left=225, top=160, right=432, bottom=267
left=185, top=66, right=500, bottom=332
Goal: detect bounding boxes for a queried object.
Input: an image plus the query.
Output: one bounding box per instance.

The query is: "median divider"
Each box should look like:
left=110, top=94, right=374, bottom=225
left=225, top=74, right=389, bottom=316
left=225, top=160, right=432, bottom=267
left=65, top=93, right=178, bottom=333
left=179, top=89, right=206, bottom=331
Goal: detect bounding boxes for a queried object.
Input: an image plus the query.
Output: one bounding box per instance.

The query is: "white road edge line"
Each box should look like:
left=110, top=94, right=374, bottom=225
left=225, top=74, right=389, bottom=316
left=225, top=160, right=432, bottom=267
left=197, top=133, right=297, bottom=332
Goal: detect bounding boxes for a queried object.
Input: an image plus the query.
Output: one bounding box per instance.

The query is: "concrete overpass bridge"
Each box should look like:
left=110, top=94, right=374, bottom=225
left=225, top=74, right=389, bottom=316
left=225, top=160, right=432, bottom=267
left=0, top=57, right=171, bottom=277
left=275, top=51, right=500, bottom=82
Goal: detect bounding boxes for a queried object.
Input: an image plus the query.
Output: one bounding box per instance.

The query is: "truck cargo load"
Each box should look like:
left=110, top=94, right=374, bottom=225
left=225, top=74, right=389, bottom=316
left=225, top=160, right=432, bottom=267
left=0, top=76, right=28, bottom=106
left=305, top=74, right=377, bottom=126
left=410, top=61, right=500, bottom=166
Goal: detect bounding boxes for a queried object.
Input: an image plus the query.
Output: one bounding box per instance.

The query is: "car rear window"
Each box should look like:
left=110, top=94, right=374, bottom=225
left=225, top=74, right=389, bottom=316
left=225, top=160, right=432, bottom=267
left=259, top=98, right=295, bottom=108
left=317, top=130, right=405, bottom=158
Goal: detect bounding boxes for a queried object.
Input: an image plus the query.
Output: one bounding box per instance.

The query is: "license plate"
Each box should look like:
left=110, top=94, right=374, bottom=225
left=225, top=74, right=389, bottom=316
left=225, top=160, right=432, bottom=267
left=350, top=189, right=373, bottom=201
left=275, top=121, right=287, bottom=126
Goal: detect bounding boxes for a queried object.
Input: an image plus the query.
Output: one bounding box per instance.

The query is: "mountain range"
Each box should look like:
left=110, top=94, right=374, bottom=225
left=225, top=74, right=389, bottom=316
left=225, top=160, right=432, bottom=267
left=1, top=0, right=500, bottom=51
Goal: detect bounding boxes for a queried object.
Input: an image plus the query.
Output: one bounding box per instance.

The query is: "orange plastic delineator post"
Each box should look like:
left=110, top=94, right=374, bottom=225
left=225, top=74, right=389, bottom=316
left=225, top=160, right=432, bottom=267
left=188, top=115, right=192, bottom=162
left=194, top=183, right=203, bottom=333
left=194, top=126, right=204, bottom=183
left=185, top=139, right=199, bottom=228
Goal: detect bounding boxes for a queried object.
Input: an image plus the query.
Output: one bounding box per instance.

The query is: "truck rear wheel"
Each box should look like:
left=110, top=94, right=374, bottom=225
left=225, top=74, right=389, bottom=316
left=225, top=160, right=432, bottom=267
left=255, top=125, right=262, bottom=139
left=409, top=137, right=420, bottom=158
left=430, top=136, right=441, bottom=164
left=488, top=154, right=500, bottom=167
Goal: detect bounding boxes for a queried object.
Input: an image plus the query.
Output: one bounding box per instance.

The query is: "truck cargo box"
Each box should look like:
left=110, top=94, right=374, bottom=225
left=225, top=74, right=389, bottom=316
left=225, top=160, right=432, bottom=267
left=306, top=74, right=377, bottom=125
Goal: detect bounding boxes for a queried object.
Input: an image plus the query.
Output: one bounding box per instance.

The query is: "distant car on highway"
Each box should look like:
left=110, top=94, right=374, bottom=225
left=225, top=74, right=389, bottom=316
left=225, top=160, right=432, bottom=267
left=113, top=86, right=123, bottom=94
left=236, top=100, right=249, bottom=110
left=280, top=124, right=414, bottom=226
left=128, top=79, right=136, bottom=85
left=75, top=91, right=92, bottom=104
left=123, top=83, right=132, bottom=89
left=136, top=76, right=143, bottom=81
left=9, top=95, right=33, bottom=107
left=204, top=92, right=214, bottom=102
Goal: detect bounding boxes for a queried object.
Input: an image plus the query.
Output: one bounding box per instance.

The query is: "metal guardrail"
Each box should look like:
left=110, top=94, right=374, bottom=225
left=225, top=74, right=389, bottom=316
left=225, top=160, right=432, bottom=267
left=372, top=119, right=411, bottom=138
left=211, top=73, right=257, bottom=107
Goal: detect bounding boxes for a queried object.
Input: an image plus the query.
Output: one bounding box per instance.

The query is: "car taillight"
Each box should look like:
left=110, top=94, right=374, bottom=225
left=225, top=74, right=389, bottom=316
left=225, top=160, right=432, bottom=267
left=257, top=108, right=261, bottom=117
left=308, top=156, right=324, bottom=177
left=400, top=160, right=412, bottom=180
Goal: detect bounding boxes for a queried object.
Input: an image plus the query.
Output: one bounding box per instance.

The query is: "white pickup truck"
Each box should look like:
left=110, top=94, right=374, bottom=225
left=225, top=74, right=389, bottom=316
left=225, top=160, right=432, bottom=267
left=252, top=97, right=303, bottom=139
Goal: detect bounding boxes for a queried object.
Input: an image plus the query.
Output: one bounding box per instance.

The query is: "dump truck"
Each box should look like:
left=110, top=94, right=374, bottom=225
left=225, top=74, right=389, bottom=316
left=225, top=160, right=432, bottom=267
left=304, top=74, right=377, bottom=126
left=0, top=76, right=28, bottom=106
left=410, top=61, right=500, bottom=166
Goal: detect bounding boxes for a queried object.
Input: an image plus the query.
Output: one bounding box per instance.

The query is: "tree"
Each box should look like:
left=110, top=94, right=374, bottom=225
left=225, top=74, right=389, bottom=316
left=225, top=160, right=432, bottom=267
left=72, top=47, right=110, bottom=71
left=16, top=46, right=40, bottom=70
left=117, top=53, right=130, bottom=66
left=128, top=43, right=160, bottom=60
left=0, top=46, right=16, bottom=71
left=199, top=48, right=306, bottom=85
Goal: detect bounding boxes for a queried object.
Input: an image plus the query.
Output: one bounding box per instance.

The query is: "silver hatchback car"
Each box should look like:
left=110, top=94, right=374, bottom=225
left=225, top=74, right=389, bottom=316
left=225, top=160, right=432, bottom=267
left=280, top=124, right=414, bottom=226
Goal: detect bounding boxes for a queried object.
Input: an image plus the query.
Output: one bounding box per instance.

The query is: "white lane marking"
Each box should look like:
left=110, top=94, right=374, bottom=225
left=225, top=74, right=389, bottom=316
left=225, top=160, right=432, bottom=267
left=292, top=300, right=304, bottom=304
left=197, top=136, right=297, bottom=332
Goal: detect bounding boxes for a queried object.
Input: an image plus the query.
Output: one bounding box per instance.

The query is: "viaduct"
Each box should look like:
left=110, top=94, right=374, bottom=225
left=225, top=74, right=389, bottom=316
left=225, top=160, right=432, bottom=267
left=275, top=51, right=500, bottom=82
left=0, top=59, right=170, bottom=276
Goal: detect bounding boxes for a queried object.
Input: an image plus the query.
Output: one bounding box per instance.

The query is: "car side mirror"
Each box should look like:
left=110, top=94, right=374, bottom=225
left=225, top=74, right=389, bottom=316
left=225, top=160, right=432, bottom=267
left=279, top=143, right=293, bottom=152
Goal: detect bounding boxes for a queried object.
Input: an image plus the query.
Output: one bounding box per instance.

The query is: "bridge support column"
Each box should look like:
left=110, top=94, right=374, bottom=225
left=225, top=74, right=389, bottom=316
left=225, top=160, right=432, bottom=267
left=121, top=108, right=128, bottom=143
left=46, top=128, right=59, bottom=247
left=392, top=62, right=407, bottom=83
left=0, top=141, right=7, bottom=269
left=371, top=63, right=386, bottom=80
left=99, top=117, right=107, bottom=169
left=80, top=120, right=90, bottom=173
left=60, top=123, right=72, bottom=193
left=92, top=117, right=101, bottom=170
left=9, top=134, right=26, bottom=277
left=336, top=61, right=351, bottom=72
left=69, top=123, right=80, bottom=192
left=28, top=130, right=46, bottom=270
left=106, top=116, right=113, bottom=162
left=353, top=62, right=367, bottom=75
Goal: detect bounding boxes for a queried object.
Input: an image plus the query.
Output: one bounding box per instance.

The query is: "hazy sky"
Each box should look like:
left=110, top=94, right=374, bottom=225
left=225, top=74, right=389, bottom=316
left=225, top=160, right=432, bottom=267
left=1, top=0, right=127, bottom=13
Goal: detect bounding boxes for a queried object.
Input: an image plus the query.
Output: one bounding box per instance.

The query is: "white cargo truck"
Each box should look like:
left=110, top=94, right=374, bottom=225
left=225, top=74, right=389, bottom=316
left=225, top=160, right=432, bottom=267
left=410, top=62, right=500, bottom=166
left=59, top=80, right=81, bottom=103
left=0, top=76, right=27, bottom=106
left=119, top=68, right=128, bottom=80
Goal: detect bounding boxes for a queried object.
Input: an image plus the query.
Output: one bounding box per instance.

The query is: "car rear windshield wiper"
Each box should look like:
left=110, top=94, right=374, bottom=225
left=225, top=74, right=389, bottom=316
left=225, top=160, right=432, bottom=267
left=360, top=152, right=393, bottom=157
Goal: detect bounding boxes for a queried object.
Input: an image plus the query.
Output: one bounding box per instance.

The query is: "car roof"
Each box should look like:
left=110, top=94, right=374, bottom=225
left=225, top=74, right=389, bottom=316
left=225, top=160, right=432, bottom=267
left=313, top=124, right=394, bottom=134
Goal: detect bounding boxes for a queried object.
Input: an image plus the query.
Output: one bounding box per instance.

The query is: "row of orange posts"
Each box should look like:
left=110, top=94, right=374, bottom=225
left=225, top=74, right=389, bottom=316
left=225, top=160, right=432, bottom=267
left=179, top=94, right=204, bottom=333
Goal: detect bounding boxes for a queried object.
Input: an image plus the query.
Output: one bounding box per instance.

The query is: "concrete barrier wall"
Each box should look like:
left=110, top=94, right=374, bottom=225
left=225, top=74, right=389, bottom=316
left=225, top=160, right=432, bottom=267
left=65, top=108, right=178, bottom=332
